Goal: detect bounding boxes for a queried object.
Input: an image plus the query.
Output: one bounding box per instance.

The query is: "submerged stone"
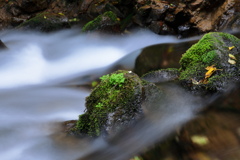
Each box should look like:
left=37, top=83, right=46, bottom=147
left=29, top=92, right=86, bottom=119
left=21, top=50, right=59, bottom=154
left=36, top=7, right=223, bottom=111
left=134, top=41, right=197, bottom=76
left=0, top=40, right=7, bottom=49
left=179, top=32, right=240, bottom=93
left=141, top=68, right=180, bottom=83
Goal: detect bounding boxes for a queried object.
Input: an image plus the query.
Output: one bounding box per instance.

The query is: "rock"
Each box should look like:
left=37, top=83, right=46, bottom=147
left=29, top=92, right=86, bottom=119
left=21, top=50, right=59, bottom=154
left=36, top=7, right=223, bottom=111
left=17, top=12, right=71, bottom=32
left=149, top=4, right=169, bottom=21
left=148, top=20, right=174, bottom=35
left=73, top=70, right=144, bottom=137
left=79, top=0, right=94, bottom=12
left=87, top=0, right=108, bottom=18
left=187, top=0, right=236, bottom=33
left=81, top=11, right=120, bottom=32
left=132, top=5, right=151, bottom=26
left=0, top=40, right=7, bottom=49
left=134, top=40, right=197, bottom=76
left=179, top=32, right=240, bottom=94
left=208, top=83, right=240, bottom=111
left=16, top=0, right=50, bottom=13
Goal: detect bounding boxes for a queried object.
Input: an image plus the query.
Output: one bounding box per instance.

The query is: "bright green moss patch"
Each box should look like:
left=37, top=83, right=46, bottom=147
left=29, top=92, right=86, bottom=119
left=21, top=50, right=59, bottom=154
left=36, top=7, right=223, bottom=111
left=202, top=50, right=218, bottom=64
left=100, top=72, right=125, bottom=87
left=179, top=33, right=222, bottom=70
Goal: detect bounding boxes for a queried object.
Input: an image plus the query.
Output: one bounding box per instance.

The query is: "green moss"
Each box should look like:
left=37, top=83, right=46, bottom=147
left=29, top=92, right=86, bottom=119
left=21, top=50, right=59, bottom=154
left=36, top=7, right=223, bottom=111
left=179, top=63, right=206, bottom=81
left=100, top=73, right=125, bottom=87
left=179, top=32, right=240, bottom=80
left=202, top=50, right=218, bottom=64
left=179, top=32, right=222, bottom=69
left=75, top=70, right=142, bottom=137
left=179, top=32, right=240, bottom=93
left=82, top=11, right=119, bottom=32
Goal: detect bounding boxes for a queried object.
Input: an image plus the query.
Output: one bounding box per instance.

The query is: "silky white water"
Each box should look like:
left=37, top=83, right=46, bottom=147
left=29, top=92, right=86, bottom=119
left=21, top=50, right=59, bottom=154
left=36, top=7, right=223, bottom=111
left=0, top=29, right=200, bottom=160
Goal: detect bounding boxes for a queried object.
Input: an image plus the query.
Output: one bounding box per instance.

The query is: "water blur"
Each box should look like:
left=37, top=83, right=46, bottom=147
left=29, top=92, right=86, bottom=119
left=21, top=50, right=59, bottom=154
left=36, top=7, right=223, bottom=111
left=0, top=29, right=201, bottom=160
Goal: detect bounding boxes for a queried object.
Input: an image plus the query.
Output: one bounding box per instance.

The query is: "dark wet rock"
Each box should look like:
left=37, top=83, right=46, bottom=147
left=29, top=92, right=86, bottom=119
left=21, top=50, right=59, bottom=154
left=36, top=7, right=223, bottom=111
left=72, top=70, right=144, bottom=137
left=134, top=40, right=197, bottom=76
left=179, top=32, right=240, bottom=94
left=0, top=40, right=7, bottom=49
left=132, top=5, right=151, bottom=26
left=17, top=12, right=71, bottom=32
left=149, top=4, right=169, bottom=21
left=141, top=68, right=180, bottom=83
left=141, top=80, right=164, bottom=113
left=79, top=0, right=94, bottom=12
left=132, top=0, right=240, bottom=37
left=148, top=20, right=175, bottom=35
left=86, top=0, right=127, bottom=18
left=187, top=0, right=236, bottom=33
left=164, top=13, right=175, bottom=23
left=87, top=0, right=108, bottom=18
left=81, top=11, right=120, bottom=32
left=209, top=83, right=240, bottom=111
left=6, top=1, right=22, bottom=16
left=16, top=0, right=50, bottom=13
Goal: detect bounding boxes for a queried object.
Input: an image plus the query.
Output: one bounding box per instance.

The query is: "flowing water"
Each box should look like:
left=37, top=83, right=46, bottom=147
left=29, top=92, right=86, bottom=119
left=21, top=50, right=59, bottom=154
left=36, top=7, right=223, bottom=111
left=0, top=29, right=203, bottom=160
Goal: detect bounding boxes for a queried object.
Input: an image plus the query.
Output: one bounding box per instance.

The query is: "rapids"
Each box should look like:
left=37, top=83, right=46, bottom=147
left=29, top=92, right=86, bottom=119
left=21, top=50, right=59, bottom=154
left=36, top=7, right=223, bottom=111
left=0, top=29, right=202, bottom=160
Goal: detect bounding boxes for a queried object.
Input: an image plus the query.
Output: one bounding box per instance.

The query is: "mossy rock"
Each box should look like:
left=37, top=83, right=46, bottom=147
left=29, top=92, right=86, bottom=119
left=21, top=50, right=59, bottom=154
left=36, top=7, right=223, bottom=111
left=82, top=11, right=120, bottom=32
left=74, top=70, right=144, bottom=137
left=17, top=12, right=71, bottom=32
left=179, top=32, right=240, bottom=93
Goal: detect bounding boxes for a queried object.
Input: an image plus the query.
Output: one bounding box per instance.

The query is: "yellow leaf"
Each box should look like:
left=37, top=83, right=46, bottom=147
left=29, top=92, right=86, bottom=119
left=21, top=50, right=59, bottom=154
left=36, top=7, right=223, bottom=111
left=202, top=65, right=222, bottom=84
left=191, top=135, right=209, bottom=146
left=205, top=65, right=217, bottom=79
left=229, top=54, right=237, bottom=60
left=228, top=58, right=236, bottom=65
left=228, top=46, right=235, bottom=50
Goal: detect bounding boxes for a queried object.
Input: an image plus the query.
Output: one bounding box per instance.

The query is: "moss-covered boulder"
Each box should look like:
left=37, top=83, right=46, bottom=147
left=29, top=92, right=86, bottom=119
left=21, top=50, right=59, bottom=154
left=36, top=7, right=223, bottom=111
left=179, top=32, right=240, bottom=93
left=17, top=12, right=71, bottom=32
left=82, top=11, right=120, bottom=32
left=74, top=70, right=144, bottom=137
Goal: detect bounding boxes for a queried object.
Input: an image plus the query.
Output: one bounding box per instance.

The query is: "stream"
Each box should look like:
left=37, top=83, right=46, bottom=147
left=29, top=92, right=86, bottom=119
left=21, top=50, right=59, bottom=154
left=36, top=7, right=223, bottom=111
left=0, top=29, right=204, bottom=160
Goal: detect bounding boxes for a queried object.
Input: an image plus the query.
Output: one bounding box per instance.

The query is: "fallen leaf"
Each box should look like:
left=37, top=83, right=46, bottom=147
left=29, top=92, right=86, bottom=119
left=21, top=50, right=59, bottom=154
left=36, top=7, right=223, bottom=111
left=228, top=58, right=236, bottom=64
left=205, top=65, right=217, bottom=79
left=229, top=46, right=235, bottom=50
left=229, top=54, right=237, bottom=60
left=191, top=135, right=209, bottom=146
